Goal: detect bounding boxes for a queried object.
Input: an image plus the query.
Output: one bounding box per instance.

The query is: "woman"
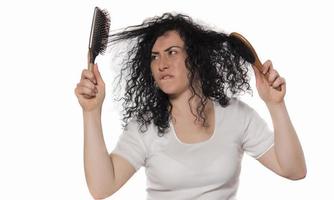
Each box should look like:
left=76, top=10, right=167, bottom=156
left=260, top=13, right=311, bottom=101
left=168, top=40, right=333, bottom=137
left=74, top=13, right=306, bottom=199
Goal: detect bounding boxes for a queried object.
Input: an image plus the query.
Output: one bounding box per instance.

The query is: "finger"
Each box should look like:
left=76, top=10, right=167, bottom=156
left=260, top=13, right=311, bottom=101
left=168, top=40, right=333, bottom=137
left=81, top=69, right=97, bottom=84
left=76, top=84, right=97, bottom=97
left=75, top=86, right=95, bottom=99
left=79, top=79, right=97, bottom=91
left=272, top=77, right=285, bottom=88
left=262, top=60, right=273, bottom=75
left=83, top=94, right=95, bottom=99
left=280, top=81, right=286, bottom=91
left=268, top=70, right=279, bottom=85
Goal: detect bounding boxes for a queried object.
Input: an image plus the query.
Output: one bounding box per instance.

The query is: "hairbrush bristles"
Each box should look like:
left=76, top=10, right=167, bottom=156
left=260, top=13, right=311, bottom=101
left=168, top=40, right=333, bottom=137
left=228, top=32, right=282, bottom=91
left=228, top=33, right=255, bottom=64
left=88, top=7, right=110, bottom=67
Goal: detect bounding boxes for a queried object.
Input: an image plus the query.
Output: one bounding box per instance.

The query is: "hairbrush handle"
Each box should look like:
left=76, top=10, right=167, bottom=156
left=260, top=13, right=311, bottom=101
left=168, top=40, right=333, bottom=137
left=87, top=49, right=94, bottom=71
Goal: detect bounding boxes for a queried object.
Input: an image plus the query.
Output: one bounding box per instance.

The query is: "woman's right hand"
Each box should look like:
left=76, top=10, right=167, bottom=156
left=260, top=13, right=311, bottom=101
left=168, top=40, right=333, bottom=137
left=74, top=64, right=105, bottom=112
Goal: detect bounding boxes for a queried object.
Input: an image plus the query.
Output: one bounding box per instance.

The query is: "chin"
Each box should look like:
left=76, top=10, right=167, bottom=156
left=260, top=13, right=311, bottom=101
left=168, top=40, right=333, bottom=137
left=159, top=86, right=188, bottom=98
left=159, top=88, right=177, bottom=95
left=157, top=79, right=189, bottom=97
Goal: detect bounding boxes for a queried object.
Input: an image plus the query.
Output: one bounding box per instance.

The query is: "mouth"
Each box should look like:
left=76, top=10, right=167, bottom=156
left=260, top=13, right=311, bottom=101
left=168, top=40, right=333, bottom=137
left=160, top=75, right=174, bottom=80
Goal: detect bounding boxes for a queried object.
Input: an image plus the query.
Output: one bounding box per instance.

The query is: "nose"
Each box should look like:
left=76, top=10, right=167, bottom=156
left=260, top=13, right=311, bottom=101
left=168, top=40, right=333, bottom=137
left=157, top=56, right=169, bottom=71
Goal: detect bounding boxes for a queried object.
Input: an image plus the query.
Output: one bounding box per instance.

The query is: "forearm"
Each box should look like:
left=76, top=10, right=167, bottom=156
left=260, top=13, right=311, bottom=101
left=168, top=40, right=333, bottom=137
left=83, top=109, right=115, bottom=197
left=266, top=101, right=307, bottom=179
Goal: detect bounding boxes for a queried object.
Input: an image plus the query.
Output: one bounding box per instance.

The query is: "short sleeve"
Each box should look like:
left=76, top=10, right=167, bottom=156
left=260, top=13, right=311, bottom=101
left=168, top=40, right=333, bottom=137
left=241, top=107, right=274, bottom=159
left=112, top=120, right=147, bottom=171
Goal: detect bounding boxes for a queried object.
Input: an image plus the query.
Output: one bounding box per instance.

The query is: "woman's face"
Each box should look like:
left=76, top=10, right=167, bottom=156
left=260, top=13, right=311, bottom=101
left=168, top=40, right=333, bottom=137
left=150, top=30, right=190, bottom=98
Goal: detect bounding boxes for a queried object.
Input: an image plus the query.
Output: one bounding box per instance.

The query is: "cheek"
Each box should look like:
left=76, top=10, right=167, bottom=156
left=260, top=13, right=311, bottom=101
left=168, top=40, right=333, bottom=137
left=179, top=65, right=190, bottom=82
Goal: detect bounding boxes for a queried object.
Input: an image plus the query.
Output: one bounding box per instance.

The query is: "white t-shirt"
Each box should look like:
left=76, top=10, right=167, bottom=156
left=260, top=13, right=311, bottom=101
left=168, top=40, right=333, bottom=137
left=112, top=98, right=274, bottom=200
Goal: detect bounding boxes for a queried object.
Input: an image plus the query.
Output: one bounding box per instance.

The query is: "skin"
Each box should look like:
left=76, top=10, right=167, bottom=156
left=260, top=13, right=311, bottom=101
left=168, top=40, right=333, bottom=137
left=151, top=30, right=307, bottom=179
left=75, top=30, right=306, bottom=198
left=252, top=61, right=307, bottom=180
left=150, top=33, right=190, bottom=98
left=151, top=30, right=215, bottom=143
left=151, top=31, right=211, bottom=125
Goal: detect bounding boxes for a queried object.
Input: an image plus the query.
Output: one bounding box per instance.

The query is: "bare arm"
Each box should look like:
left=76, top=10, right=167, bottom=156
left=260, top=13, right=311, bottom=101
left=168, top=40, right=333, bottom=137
left=83, top=110, right=137, bottom=198
left=83, top=109, right=115, bottom=198
left=264, top=102, right=306, bottom=179
left=253, top=60, right=307, bottom=180
left=75, top=64, right=136, bottom=199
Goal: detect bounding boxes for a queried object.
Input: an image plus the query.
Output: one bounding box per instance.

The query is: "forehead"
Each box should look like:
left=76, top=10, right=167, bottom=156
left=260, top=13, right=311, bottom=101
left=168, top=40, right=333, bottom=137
left=152, top=30, right=184, bottom=51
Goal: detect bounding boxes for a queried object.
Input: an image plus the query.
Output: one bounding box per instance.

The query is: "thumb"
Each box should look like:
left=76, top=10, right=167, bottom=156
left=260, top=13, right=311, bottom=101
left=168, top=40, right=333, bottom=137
left=93, top=64, right=104, bottom=84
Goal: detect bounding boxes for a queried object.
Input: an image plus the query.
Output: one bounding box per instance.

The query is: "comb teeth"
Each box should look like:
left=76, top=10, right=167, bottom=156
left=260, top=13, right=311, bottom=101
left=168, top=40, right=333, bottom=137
left=89, top=7, right=110, bottom=63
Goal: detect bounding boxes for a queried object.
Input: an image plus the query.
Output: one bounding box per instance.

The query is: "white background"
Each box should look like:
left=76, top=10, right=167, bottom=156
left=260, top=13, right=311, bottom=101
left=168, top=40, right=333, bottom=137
left=0, top=0, right=333, bottom=199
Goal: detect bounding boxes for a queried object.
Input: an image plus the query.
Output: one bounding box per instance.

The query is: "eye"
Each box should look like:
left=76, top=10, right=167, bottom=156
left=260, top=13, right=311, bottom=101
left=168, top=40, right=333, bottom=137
left=169, top=50, right=177, bottom=55
left=151, top=54, right=158, bottom=61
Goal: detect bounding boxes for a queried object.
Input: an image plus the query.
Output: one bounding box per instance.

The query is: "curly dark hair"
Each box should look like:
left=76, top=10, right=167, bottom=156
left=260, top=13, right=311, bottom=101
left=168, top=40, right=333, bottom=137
left=109, top=12, right=252, bottom=136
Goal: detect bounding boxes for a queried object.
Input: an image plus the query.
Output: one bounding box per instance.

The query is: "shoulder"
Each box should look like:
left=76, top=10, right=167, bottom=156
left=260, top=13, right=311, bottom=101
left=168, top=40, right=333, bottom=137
left=217, top=97, right=255, bottom=115
left=123, top=118, right=150, bottom=137
left=214, top=98, right=259, bottom=131
left=122, top=117, right=165, bottom=147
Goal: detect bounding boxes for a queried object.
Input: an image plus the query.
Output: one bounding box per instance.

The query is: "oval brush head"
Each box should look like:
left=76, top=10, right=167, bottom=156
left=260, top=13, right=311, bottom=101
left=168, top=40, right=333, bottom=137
left=229, top=32, right=281, bottom=91
left=229, top=32, right=262, bottom=71
left=88, top=7, right=110, bottom=71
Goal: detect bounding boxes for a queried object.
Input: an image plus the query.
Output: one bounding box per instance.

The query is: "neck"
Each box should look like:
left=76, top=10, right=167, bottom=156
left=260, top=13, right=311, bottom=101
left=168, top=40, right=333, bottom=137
left=169, top=88, right=213, bottom=125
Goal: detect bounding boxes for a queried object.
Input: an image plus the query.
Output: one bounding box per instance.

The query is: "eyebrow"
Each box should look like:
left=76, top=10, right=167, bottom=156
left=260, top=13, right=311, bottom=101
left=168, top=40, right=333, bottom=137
left=151, top=45, right=182, bottom=54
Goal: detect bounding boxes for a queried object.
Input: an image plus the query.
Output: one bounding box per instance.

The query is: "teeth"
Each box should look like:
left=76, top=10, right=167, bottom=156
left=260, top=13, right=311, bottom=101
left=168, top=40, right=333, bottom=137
left=163, top=75, right=172, bottom=80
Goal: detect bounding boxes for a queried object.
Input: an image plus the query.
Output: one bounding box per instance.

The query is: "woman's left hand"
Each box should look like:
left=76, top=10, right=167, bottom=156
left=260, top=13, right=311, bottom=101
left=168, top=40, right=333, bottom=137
left=252, top=60, right=286, bottom=105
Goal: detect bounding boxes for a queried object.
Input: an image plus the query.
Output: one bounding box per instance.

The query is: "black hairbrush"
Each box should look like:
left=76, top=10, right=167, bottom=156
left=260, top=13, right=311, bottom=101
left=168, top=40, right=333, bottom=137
left=88, top=7, right=110, bottom=71
left=229, top=32, right=281, bottom=91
